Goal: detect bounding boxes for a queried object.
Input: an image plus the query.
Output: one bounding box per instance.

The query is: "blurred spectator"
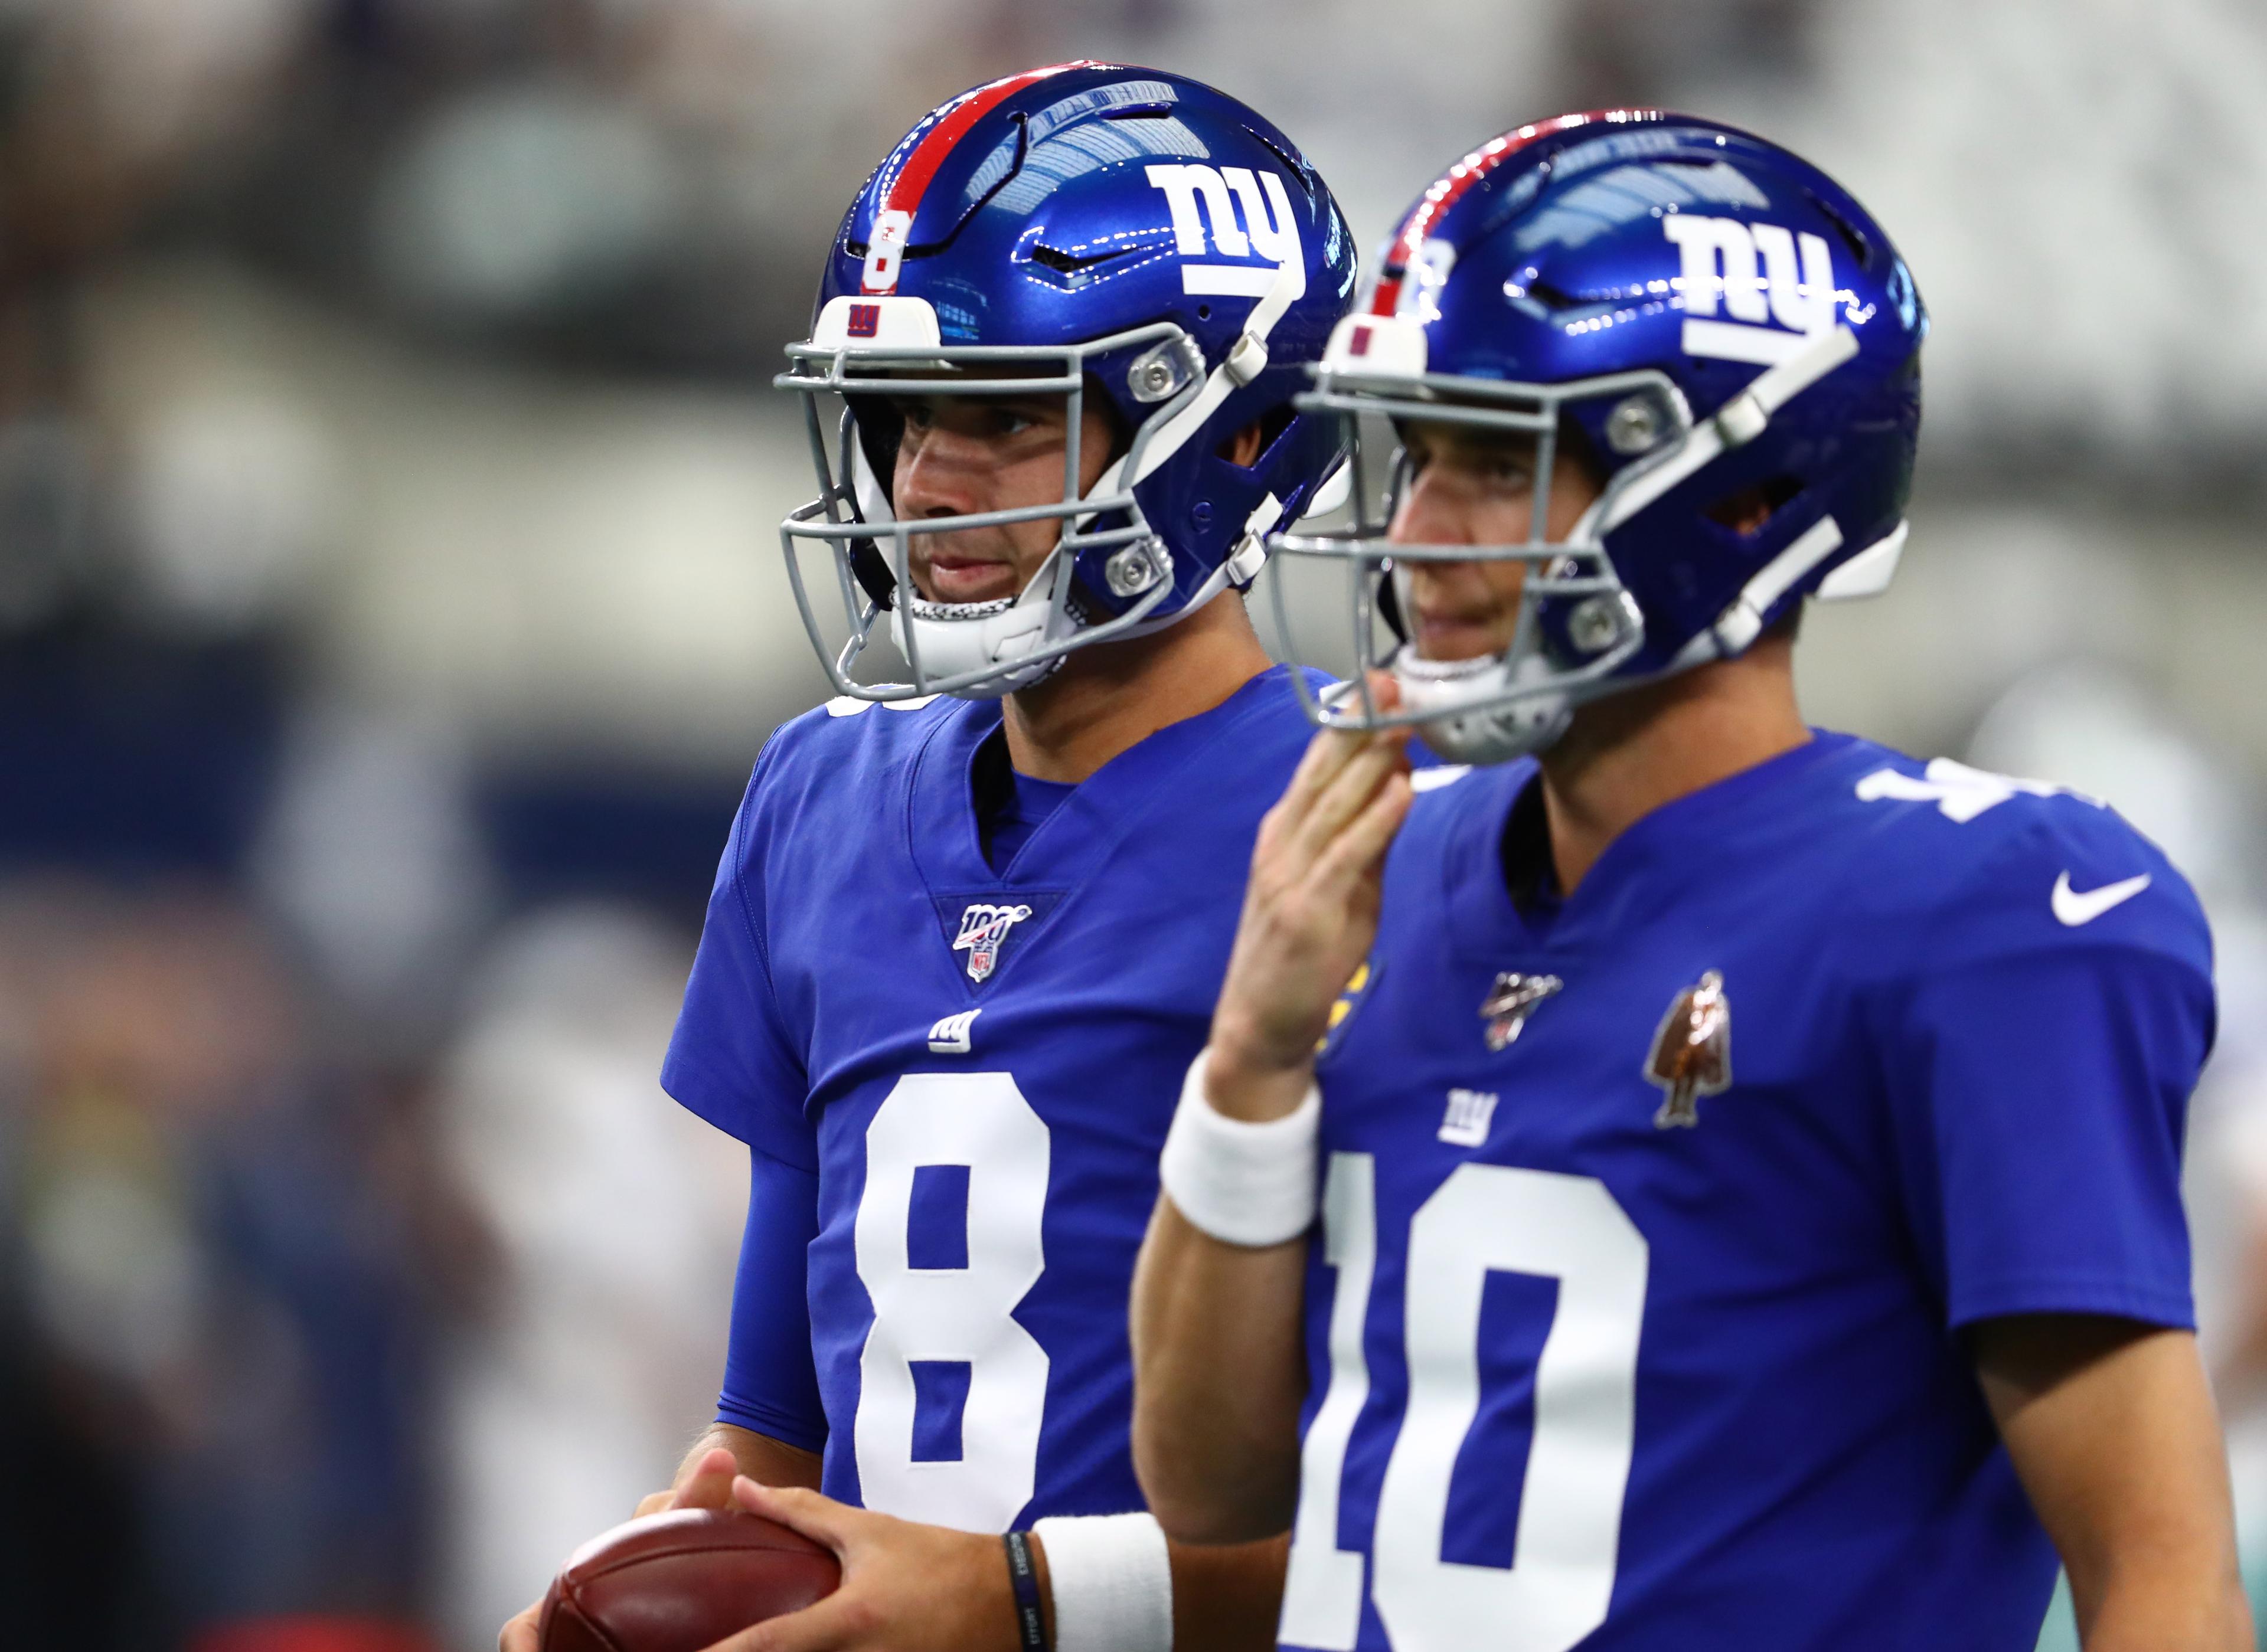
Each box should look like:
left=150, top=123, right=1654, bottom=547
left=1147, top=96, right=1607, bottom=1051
left=0, top=881, right=435, bottom=1647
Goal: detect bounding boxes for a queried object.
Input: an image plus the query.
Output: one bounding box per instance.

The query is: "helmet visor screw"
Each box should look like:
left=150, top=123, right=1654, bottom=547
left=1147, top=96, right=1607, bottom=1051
left=1127, top=339, right=1197, bottom=405
left=1567, top=593, right=1626, bottom=654
left=1105, top=543, right=1167, bottom=598
left=1604, top=395, right=1662, bottom=456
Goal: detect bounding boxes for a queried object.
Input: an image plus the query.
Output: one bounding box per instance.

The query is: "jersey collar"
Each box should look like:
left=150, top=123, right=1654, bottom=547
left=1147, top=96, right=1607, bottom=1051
left=1442, top=730, right=1863, bottom=960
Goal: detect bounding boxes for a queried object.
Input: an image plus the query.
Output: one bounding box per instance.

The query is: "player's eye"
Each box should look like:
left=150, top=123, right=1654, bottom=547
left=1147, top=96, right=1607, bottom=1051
left=986, top=405, right=1040, bottom=438
left=894, top=398, right=935, bottom=433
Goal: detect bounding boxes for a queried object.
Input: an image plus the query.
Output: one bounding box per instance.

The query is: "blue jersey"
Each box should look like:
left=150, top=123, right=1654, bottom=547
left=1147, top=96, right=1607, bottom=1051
left=664, top=667, right=1322, bottom=1532
left=1281, top=732, right=2213, bottom=1652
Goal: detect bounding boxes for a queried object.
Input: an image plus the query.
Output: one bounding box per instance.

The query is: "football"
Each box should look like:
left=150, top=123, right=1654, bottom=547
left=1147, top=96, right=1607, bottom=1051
left=537, top=1509, right=839, bottom=1652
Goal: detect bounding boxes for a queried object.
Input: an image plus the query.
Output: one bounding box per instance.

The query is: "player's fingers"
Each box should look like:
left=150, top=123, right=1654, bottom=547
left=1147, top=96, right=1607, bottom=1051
left=669, top=1448, right=742, bottom=1511
left=1310, top=771, right=1414, bottom=897
left=1283, top=734, right=1411, bottom=869
left=1303, top=725, right=1411, bottom=832
left=731, top=1477, right=864, bottom=1555
left=498, top=1602, right=543, bottom=1652
left=1270, top=719, right=1373, bottom=833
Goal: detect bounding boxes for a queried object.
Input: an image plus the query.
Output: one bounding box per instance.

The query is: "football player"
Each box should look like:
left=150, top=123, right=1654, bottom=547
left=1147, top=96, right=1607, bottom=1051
left=1130, top=112, right=2250, bottom=1649
left=501, top=61, right=1358, bottom=1652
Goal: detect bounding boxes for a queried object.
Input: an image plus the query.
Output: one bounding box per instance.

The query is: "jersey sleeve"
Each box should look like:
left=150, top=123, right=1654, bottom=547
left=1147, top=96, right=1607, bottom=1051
left=662, top=750, right=816, bottom=1171
left=1867, top=806, right=2216, bottom=1333
left=716, top=1144, right=827, bottom=1452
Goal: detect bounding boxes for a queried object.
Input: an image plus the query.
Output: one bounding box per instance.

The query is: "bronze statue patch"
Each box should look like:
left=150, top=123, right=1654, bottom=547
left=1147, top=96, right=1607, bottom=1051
left=1644, top=970, right=1732, bottom=1128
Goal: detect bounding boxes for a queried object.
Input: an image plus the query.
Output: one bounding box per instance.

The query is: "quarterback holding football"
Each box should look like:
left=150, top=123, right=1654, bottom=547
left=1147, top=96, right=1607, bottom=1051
left=507, top=59, right=1361, bottom=1652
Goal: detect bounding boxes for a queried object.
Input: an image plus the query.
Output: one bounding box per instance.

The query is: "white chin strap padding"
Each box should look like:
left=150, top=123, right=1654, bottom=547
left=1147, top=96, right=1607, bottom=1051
left=1389, top=649, right=1570, bottom=766
left=890, top=578, right=1063, bottom=700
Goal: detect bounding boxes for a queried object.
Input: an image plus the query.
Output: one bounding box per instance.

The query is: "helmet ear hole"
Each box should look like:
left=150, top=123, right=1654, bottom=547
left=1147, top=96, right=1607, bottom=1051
left=1216, top=401, right=1296, bottom=470
left=1706, top=475, right=1805, bottom=538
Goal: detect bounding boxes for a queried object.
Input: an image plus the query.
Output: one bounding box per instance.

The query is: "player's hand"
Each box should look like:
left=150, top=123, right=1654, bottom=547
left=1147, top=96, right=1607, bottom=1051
left=1208, top=675, right=1413, bottom=1120
left=637, top=1445, right=743, bottom=1517
left=701, top=1478, right=1026, bottom=1652
left=498, top=1449, right=747, bottom=1650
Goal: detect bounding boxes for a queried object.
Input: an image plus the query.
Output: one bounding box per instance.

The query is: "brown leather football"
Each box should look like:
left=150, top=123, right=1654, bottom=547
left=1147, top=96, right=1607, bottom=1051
left=537, top=1509, right=840, bottom=1652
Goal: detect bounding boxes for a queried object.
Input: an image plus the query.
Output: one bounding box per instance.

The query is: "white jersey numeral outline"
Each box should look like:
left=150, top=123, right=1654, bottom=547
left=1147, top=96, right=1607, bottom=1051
left=853, top=1071, right=1050, bottom=1531
left=1281, top=1158, right=1650, bottom=1652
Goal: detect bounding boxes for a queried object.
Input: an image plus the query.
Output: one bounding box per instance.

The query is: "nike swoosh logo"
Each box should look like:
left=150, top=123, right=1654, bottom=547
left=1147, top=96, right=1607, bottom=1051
left=2052, top=871, right=2151, bottom=926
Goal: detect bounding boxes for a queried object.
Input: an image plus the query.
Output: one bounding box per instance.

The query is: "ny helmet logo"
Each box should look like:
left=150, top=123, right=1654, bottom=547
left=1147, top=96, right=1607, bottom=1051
left=1664, top=214, right=1838, bottom=365
left=953, top=902, right=1034, bottom=983
left=1143, top=164, right=1304, bottom=297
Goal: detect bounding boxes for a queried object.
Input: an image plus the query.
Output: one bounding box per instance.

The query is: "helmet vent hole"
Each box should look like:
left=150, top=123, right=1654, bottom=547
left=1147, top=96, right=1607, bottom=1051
left=1028, top=243, right=1141, bottom=275
left=1706, top=475, right=1804, bottom=538
left=1806, top=191, right=1875, bottom=270
left=1243, top=128, right=1317, bottom=197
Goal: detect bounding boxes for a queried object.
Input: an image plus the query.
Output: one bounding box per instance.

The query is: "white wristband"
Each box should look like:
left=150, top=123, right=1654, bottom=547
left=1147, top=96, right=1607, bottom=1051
left=1157, top=1049, right=1321, bottom=1247
left=1031, top=1512, right=1172, bottom=1652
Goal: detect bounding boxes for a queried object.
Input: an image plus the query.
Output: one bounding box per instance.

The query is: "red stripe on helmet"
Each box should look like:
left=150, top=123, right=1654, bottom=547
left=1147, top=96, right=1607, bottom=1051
left=1368, top=109, right=1654, bottom=316
left=880, top=61, right=1103, bottom=220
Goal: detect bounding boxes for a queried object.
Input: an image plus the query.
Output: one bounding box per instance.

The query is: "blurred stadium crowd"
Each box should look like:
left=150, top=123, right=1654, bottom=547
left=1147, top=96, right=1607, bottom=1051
left=0, top=1, right=2262, bottom=1648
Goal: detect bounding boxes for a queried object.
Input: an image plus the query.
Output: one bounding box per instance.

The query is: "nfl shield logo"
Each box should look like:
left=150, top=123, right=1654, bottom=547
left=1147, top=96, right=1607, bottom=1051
left=846, top=302, right=881, bottom=338
left=952, top=902, right=1034, bottom=983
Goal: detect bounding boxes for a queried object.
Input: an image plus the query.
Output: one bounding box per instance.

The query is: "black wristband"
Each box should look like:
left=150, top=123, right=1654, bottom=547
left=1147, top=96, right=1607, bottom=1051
left=1003, top=1530, right=1049, bottom=1652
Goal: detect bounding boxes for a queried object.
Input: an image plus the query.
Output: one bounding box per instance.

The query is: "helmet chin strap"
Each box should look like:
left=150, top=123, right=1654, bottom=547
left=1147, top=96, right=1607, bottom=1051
left=1388, top=649, right=1572, bottom=765
left=887, top=545, right=1080, bottom=701
left=1387, top=324, right=1863, bottom=762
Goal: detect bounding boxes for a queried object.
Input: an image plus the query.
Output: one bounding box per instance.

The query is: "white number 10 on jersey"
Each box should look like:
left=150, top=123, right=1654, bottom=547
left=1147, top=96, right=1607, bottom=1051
left=1282, top=1156, right=1650, bottom=1652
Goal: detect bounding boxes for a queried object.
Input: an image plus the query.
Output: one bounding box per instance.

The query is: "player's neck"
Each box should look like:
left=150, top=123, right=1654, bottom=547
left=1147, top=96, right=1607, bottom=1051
left=1536, top=634, right=1810, bottom=894
left=1000, top=593, right=1273, bottom=784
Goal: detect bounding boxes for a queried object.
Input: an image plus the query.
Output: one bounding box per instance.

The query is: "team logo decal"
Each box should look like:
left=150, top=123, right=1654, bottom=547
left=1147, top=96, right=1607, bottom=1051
left=1644, top=970, right=1732, bottom=1130
left=927, top=1007, right=981, bottom=1055
left=1438, top=1087, right=1500, bottom=1149
left=1142, top=162, right=1302, bottom=297
left=1480, top=971, right=1562, bottom=1051
left=1664, top=212, right=1837, bottom=365
left=952, top=902, right=1034, bottom=983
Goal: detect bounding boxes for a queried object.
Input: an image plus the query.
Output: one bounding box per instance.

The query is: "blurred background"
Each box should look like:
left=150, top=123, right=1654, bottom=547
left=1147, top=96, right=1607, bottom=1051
left=0, top=1, right=2261, bottom=1647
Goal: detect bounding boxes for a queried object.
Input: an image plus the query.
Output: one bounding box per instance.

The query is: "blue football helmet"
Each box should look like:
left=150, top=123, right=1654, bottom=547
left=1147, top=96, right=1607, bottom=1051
left=777, top=61, right=1358, bottom=700
left=1268, top=110, right=1926, bottom=762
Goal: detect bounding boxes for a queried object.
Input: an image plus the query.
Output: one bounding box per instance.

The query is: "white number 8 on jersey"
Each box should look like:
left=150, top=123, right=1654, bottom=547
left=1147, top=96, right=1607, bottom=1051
left=854, top=1071, right=1051, bottom=1532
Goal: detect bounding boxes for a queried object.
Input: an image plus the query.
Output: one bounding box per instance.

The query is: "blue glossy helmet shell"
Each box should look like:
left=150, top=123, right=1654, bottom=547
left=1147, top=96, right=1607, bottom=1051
left=778, top=62, right=1358, bottom=700
left=1269, top=110, right=1926, bottom=760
